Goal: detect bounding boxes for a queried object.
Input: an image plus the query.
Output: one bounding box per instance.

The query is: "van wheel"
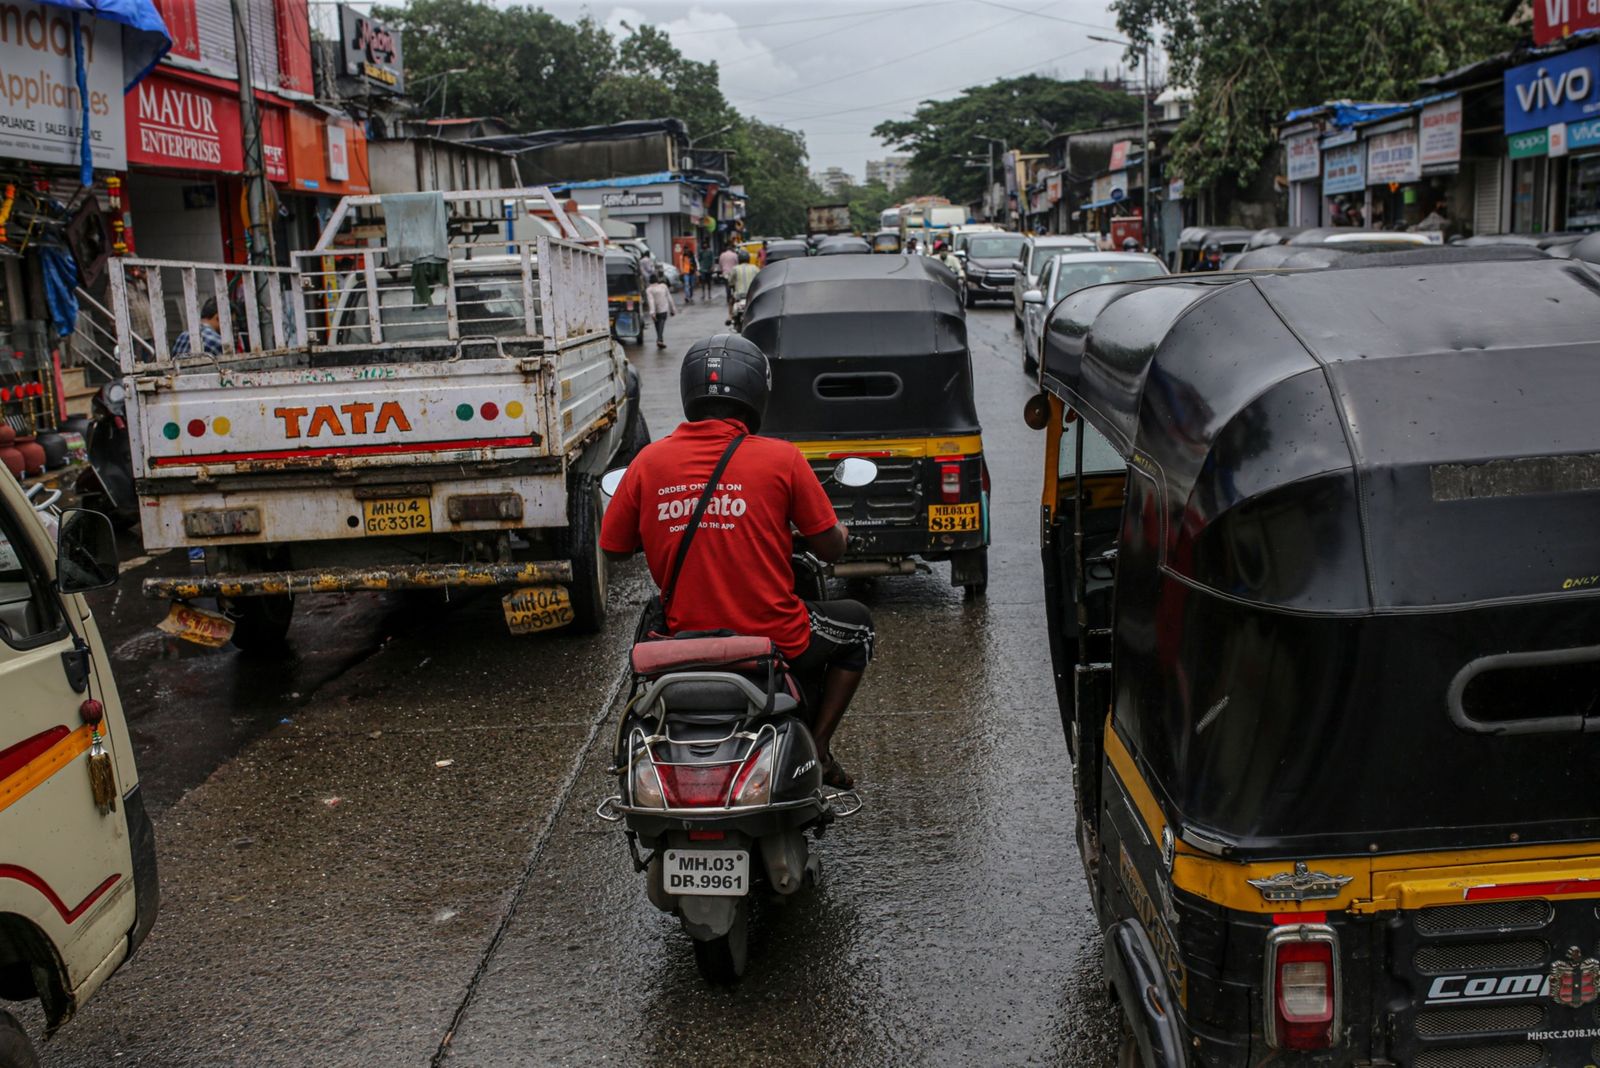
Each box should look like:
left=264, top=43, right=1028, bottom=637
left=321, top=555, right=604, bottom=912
left=223, top=594, right=295, bottom=652
left=558, top=480, right=608, bottom=634
left=691, top=900, right=749, bottom=984
left=0, top=1011, right=39, bottom=1068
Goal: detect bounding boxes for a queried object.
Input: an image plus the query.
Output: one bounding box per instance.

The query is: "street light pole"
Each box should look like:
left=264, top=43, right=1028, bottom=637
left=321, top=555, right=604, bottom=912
left=1091, top=34, right=1153, bottom=249
left=974, top=135, right=1002, bottom=223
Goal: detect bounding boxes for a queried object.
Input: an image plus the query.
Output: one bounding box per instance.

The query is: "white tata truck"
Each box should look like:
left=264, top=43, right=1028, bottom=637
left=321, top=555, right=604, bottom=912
left=108, top=188, right=646, bottom=650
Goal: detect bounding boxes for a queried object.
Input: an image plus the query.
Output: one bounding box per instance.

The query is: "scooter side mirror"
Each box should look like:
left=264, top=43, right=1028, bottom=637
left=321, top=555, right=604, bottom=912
left=832, top=457, right=879, bottom=488
left=599, top=468, right=627, bottom=499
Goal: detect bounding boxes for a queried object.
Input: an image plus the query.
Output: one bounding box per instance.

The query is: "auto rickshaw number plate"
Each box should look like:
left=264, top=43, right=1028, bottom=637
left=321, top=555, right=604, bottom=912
left=928, top=502, right=981, bottom=532
left=663, top=849, right=749, bottom=896
left=502, top=585, right=575, bottom=635
left=362, top=497, right=432, bottom=536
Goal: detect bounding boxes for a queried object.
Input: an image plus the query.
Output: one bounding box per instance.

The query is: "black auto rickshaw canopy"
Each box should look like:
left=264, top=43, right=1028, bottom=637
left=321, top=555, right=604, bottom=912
left=1043, top=256, right=1600, bottom=854
left=603, top=250, right=642, bottom=296
left=742, top=255, right=978, bottom=439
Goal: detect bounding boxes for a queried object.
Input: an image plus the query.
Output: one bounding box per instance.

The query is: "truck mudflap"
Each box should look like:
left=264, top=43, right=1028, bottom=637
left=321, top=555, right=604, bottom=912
left=142, top=559, right=573, bottom=599
left=1105, top=917, right=1189, bottom=1068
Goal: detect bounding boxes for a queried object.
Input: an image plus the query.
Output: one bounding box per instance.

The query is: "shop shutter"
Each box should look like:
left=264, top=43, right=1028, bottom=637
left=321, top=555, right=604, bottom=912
left=1473, top=159, right=1502, bottom=235
left=190, top=0, right=283, bottom=89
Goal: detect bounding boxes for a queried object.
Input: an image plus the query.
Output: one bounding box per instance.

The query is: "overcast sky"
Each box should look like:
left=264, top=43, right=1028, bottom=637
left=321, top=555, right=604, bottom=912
left=519, top=0, right=1149, bottom=176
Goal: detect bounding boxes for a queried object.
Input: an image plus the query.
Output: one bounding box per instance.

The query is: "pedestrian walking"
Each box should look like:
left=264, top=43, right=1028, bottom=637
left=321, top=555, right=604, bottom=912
left=698, top=244, right=715, bottom=296
left=679, top=247, right=696, bottom=303
left=638, top=248, right=656, bottom=282
left=718, top=244, right=739, bottom=310
left=646, top=270, right=676, bottom=348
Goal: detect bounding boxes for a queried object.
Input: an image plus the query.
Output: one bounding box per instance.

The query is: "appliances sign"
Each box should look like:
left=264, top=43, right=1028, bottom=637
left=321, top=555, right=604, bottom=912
left=1504, top=44, right=1600, bottom=135
left=0, top=1, right=126, bottom=169
left=339, top=4, right=404, bottom=93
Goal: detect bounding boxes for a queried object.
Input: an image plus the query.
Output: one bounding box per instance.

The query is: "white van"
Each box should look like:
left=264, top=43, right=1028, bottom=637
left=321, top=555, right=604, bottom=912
left=0, top=474, right=156, bottom=1067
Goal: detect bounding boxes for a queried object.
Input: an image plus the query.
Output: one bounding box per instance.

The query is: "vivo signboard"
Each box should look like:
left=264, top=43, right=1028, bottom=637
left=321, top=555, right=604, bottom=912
left=1504, top=45, right=1600, bottom=135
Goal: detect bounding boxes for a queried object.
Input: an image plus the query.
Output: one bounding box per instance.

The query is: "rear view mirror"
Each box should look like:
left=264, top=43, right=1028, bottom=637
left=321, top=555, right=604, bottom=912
left=1022, top=289, right=1046, bottom=305
left=600, top=468, right=627, bottom=499
left=1010, top=259, right=1025, bottom=272
left=832, top=457, right=879, bottom=488
left=56, top=508, right=119, bottom=594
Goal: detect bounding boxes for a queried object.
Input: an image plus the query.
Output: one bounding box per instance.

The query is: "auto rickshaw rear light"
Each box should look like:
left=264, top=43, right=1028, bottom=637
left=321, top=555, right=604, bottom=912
left=1266, top=925, right=1338, bottom=1051
left=938, top=459, right=962, bottom=503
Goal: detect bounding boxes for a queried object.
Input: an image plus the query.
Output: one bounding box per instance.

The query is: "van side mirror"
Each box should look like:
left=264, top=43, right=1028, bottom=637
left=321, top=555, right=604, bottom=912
left=1010, top=259, right=1025, bottom=272
left=599, top=468, right=627, bottom=498
left=57, top=508, right=119, bottom=594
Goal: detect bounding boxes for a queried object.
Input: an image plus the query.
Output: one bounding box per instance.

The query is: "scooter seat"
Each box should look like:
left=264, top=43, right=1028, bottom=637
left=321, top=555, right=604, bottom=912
left=631, top=635, right=781, bottom=677
left=656, top=677, right=800, bottom=718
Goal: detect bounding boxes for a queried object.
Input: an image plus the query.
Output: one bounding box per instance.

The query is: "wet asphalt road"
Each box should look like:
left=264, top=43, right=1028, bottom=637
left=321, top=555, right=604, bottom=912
left=32, top=293, right=1118, bottom=1067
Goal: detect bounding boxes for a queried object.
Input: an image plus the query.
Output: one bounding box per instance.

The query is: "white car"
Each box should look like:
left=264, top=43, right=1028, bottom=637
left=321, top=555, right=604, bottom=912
left=1011, top=234, right=1097, bottom=327
left=1021, top=252, right=1168, bottom=375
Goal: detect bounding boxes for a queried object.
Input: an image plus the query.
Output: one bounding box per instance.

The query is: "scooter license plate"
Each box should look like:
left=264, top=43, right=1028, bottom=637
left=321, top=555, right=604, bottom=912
left=663, top=848, right=749, bottom=897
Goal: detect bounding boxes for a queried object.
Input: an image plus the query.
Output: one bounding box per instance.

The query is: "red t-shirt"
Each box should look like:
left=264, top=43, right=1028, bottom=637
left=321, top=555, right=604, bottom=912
left=599, top=418, right=838, bottom=656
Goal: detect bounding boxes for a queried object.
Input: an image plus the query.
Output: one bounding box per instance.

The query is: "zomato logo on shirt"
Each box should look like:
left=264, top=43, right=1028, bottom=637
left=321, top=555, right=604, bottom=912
left=655, top=482, right=749, bottom=529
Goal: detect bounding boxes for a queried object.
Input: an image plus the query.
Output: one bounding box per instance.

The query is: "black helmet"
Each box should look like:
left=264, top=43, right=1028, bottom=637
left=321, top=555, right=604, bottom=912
left=1203, top=240, right=1221, bottom=255
left=1121, top=237, right=1139, bottom=251
left=680, top=334, right=771, bottom=432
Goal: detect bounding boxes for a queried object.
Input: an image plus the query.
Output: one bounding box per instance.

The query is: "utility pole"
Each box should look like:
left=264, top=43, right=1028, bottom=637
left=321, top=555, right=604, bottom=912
left=231, top=0, right=272, bottom=267
left=1090, top=34, right=1153, bottom=250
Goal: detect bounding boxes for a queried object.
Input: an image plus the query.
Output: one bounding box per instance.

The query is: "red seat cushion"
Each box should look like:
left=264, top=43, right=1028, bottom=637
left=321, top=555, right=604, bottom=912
left=630, top=636, right=780, bottom=678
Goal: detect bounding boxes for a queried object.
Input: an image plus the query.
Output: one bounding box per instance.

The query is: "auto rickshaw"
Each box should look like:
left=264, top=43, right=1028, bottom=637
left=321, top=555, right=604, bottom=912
left=1028, top=254, right=1600, bottom=1067
left=742, top=255, right=988, bottom=594
left=1175, top=225, right=1253, bottom=271
left=871, top=229, right=903, bottom=254
left=605, top=249, right=645, bottom=345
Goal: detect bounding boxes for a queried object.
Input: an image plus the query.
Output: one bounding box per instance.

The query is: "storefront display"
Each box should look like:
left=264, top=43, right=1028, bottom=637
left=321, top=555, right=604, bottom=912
left=1567, top=153, right=1600, bottom=228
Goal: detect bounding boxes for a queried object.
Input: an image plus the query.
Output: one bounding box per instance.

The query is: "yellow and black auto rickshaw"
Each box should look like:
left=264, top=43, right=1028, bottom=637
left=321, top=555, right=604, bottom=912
left=742, top=255, right=988, bottom=594
left=1030, top=252, right=1600, bottom=1066
left=605, top=249, right=645, bottom=346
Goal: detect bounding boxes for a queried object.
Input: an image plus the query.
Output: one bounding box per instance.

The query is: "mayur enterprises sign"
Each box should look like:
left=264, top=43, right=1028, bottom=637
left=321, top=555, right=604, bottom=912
left=0, top=0, right=126, bottom=168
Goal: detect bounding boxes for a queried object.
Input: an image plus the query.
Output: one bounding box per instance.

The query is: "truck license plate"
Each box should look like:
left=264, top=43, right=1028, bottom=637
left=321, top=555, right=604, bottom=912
left=662, top=848, right=749, bottom=897
left=927, top=502, right=980, bottom=532
left=501, top=585, right=575, bottom=635
left=362, top=497, right=432, bottom=536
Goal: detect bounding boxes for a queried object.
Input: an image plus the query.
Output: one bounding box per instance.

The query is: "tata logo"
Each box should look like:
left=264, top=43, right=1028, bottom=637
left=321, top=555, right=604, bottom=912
left=273, top=402, right=412, bottom=440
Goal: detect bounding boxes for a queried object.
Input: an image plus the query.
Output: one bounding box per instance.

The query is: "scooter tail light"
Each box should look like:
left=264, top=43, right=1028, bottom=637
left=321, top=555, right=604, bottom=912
left=655, top=762, right=738, bottom=808
left=1266, top=925, right=1338, bottom=1051
left=731, top=745, right=773, bottom=807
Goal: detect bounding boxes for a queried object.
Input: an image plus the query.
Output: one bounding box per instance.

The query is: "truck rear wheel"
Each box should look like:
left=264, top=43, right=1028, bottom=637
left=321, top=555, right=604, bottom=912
left=0, top=1011, right=39, bottom=1068
left=559, top=480, right=608, bottom=634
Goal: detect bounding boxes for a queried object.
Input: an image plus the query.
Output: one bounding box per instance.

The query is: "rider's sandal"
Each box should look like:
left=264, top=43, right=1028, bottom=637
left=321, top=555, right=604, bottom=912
left=822, top=758, right=854, bottom=790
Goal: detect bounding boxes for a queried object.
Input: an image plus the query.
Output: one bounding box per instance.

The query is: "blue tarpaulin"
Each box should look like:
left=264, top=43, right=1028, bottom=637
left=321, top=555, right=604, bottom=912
left=39, top=248, right=80, bottom=338
left=39, top=0, right=171, bottom=90
left=37, top=1, right=171, bottom=185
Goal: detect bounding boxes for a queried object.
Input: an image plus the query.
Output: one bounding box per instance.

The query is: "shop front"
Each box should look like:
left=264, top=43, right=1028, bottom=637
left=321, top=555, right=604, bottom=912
left=124, top=67, right=289, bottom=264
left=281, top=107, right=372, bottom=251
left=1502, top=42, right=1600, bottom=233
left=561, top=175, right=704, bottom=260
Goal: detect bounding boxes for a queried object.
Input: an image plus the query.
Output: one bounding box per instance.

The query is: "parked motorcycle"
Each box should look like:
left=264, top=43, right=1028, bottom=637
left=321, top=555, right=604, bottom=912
left=75, top=380, right=138, bottom=530
left=595, top=457, right=876, bottom=983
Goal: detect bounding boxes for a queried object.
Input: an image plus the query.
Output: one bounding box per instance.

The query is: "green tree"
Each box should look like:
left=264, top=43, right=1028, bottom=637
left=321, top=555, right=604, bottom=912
left=1111, top=0, right=1514, bottom=190
left=594, top=24, right=736, bottom=141
left=837, top=181, right=903, bottom=235
left=726, top=120, right=822, bottom=237
left=874, top=76, right=1143, bottom=205
left=374, top=0, right=615, bottom=130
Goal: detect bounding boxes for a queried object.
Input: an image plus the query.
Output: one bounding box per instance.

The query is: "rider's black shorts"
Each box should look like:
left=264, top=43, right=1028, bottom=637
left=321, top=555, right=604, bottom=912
left=786, top=600, right=875, bottom=692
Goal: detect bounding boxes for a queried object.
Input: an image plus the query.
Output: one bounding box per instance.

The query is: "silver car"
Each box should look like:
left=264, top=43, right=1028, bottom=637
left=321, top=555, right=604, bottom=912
left=1011, top=234, right=1096, bottom=328
left=1020, top=252, right=1168, bottom=374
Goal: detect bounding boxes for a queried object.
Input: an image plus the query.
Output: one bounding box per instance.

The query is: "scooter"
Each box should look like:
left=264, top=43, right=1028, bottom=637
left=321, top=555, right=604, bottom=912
left=75, top=380, right=138, bottom=530
left=596, top=457, right=876, bottom=983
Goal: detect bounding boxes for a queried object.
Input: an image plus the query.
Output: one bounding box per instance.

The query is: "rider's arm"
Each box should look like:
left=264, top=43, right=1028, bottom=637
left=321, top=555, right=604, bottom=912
left=789, top=448, right=848, bottom=563
left=598, top=466, right=643, bottom=565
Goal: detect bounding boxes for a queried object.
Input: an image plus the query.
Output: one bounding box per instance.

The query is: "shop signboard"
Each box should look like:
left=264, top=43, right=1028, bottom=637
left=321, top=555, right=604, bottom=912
left=601, top=190, right=665, bottom=209
left=1419, top=98, right=1463, bottom=167
left=1321, top=128, right=1358, bottom=148
left=1503, top=44, right=1600, bottom=135
left=339, top=5, right=404, bottom=93
left=1322, top=143, right=1365, bottom=194
left=1570, top=117, right=1600, bottom=149
left=1367, top=127, right=1420, bottom=184
left=1508, top=128, right=1550, bottom=158
left=0, top=1, right=126, bottom=169
left=1109, top=140, right=1130, bottom=170
left=1285, top=133, right=1320, bottom=182
left=127, top=72, right=289, bottom=181
left=1046, top=173, right=1063, bottom=203
left=1535, top=0, right=1600, bottom=46
left=1168, top=178, right=1184, bottom=201
left=1550, top=121, right=1570, bottom=157
left=326, top=123, right=349, bottom=181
